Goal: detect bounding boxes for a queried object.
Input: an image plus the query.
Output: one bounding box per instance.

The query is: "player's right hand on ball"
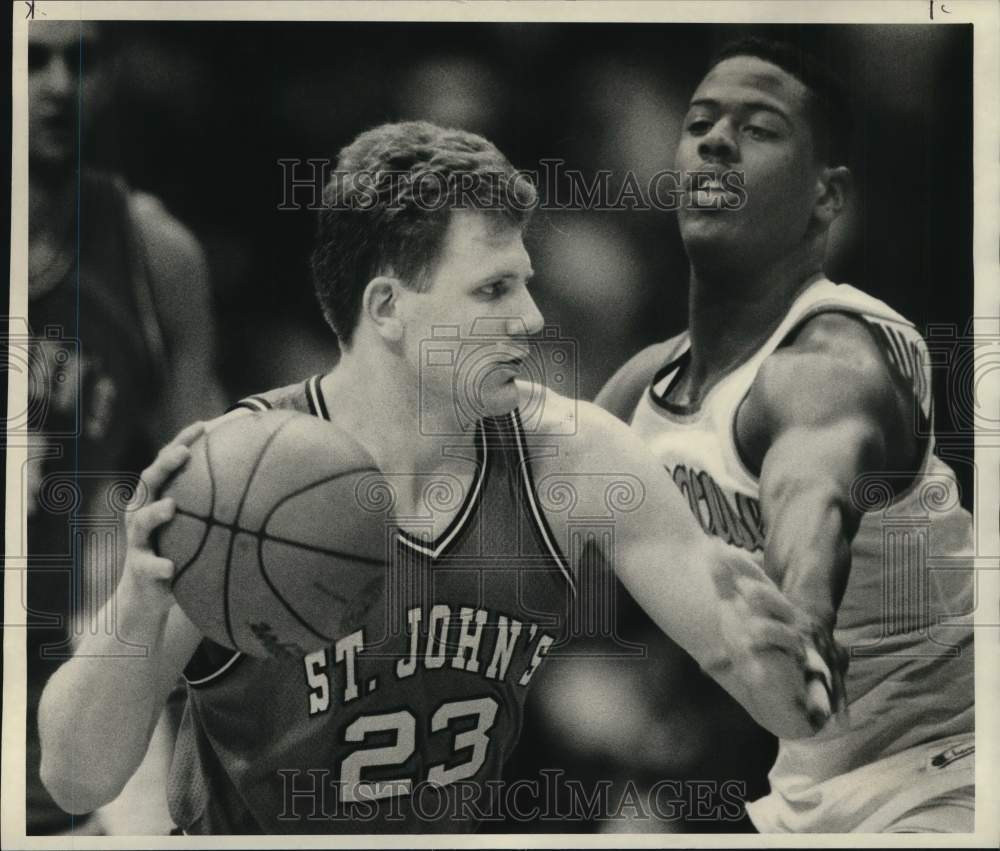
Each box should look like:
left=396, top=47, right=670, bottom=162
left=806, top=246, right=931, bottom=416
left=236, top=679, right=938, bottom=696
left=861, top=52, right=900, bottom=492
left=122, top=421, right=206, bottom=611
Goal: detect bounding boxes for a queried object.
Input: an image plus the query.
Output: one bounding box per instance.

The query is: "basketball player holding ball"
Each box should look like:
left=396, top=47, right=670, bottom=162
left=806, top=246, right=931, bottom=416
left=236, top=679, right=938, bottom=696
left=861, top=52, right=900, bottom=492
left=41, top=122, right=845, bottom=834
left=597, top=39, right=975, bottom=832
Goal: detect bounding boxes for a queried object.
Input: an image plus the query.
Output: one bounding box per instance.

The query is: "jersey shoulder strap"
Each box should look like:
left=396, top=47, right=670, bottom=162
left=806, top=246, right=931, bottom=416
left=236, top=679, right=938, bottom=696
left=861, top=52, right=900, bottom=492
left=502, top=409, right=577, bottom=596
left=595, top=333, right=689, bottom=421
left=228, top=374, right=331, bottom=420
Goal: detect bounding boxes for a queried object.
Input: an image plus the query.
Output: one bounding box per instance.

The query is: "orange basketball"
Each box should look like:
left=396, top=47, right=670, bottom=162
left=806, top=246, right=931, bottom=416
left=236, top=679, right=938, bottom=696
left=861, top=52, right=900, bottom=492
left=157, top=410, right=393, bottom=658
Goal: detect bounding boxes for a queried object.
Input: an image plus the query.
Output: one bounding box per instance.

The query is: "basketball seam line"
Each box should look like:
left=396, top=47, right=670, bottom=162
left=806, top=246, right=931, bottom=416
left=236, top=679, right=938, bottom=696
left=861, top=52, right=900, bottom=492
left=171, top=506, right=387, bottom=567
left=253, top=458, right=387, bottom=643
left=254, top=528, right=337, bottom=645
left=222, top=411, right=297, bottom=649
left=179, top=432, right=238, bottom=684
left=171, top=436, right=217, bottom=588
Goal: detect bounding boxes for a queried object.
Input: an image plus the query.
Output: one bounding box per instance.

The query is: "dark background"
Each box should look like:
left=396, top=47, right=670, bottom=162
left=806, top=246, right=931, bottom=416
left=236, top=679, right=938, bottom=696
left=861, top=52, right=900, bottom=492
left=78, top=21, right=973, bottom=833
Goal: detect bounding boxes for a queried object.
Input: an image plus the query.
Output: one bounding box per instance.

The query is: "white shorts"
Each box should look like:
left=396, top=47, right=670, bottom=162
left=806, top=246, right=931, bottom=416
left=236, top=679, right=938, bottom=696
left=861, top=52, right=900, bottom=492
left=746, top=734, right=975, bottom=833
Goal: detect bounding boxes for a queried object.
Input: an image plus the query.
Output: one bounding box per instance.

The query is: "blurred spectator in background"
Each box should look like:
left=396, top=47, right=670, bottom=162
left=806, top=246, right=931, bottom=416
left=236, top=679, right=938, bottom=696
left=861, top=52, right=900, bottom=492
left=27, top=21, right=223, bottom=835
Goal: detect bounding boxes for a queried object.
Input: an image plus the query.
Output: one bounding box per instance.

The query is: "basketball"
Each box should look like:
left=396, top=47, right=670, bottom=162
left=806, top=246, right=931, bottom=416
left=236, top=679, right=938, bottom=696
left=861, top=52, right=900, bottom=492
left=157, top=410, right=393, bottom=659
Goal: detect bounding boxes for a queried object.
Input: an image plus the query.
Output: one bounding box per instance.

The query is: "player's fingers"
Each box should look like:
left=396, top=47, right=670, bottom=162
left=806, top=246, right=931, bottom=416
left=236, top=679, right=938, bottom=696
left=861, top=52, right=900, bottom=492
left=127, top=497, right=176, bottom=547
left=130, top=553, right=176, bottom=585
left=828, top=643, right=850, bottom=714
left=168, top=420, right=207, bottom=449
left=135, top=443, right=193, bottom=505
left=801, top=641, right=849, bottom=728
left=803, top=680, right=833, bottom=731
left=806, top=625, right=850, bottom=714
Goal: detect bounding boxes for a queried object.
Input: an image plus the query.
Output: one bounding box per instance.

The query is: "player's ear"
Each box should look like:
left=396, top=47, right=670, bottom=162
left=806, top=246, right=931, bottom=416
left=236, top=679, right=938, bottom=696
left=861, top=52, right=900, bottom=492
left=362, top=276, right=404, bottom=342
left=813, top=166, right=851, bottom=227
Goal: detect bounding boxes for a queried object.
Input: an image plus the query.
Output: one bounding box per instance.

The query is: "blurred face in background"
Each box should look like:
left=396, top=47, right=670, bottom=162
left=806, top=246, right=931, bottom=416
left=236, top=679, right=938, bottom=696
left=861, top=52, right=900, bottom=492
left=397, top=210, right=544, bottom=421
left=675, top=55, right=822, bottom=268
left=29, top=22, right=108, bottom=172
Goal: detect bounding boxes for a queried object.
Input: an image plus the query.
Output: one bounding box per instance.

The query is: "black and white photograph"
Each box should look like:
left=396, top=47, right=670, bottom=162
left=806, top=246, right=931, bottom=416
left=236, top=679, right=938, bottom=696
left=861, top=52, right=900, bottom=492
left=3, top=0, right=998, bottom=844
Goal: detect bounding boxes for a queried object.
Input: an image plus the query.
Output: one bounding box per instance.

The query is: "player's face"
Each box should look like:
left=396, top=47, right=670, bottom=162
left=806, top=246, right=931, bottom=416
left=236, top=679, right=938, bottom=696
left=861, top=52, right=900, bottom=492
left=675, top=56, right=821, bottom=265
left=401, top=210, right=544, bottom=421
left=29, top=23, right=106, bottom=170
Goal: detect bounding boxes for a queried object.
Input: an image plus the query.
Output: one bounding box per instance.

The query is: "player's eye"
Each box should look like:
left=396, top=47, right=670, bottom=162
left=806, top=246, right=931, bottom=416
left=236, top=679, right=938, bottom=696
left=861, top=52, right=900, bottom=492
left=686, top=118, right=714, bottom=136
left=743, top=125, right=777, bottom=141
left=477, top=281, right=508, bottom=299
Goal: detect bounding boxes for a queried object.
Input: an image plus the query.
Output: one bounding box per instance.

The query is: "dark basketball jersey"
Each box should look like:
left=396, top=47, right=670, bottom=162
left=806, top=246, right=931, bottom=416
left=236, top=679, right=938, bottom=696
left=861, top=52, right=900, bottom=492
left=167, top=376, right=575, bottom=834
left=25, top=171, right=167, bottom=834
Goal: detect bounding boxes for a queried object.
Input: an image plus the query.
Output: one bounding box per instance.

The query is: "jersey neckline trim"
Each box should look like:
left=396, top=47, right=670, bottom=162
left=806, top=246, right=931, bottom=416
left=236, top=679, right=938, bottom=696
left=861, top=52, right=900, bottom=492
left=395, top=421, right=489, bottom=560
left=648, top=348, right=697, bottom=415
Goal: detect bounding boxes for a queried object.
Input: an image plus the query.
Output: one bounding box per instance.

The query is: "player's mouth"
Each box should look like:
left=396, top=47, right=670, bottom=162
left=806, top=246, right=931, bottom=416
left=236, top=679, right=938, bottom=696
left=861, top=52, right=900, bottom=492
left=495, top=356, right=524, bottom=372
left=490, top=353, right=526, bottom=382
left=684, top=171, right=741, bottom=210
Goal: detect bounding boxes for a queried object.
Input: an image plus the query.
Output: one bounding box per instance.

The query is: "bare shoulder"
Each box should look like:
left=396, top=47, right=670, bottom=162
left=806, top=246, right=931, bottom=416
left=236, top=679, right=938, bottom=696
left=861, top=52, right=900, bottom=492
left=753, top=311, right=902, bottom=420
left=128, top=191, right=215, bottom=358
left=130, top=191, right=206, bottom=270
left=515, top=380, right=645, bottom=466
left=513, top=383, right=674, bottom=547
left=594, top=338, right=684, bottom=421
left=738, top=311, right=915, bottom=472
left=515, top=380, right=578, bottom=437
left=781, top=311, right=885, bottom=363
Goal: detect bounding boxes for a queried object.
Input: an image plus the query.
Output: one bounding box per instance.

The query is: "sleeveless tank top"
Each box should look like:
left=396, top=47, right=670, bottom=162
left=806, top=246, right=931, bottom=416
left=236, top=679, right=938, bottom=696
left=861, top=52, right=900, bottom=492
left=627, top=278, right=974, bottom=827
left=168, top=376, right=575, bottom=833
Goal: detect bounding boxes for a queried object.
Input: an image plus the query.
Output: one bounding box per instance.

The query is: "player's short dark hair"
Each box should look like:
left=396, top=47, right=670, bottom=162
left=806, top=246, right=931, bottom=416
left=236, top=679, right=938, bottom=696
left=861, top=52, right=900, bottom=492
left=312, top=121, right=537, bottom=346
left=709, top=36, right=853, bottom=167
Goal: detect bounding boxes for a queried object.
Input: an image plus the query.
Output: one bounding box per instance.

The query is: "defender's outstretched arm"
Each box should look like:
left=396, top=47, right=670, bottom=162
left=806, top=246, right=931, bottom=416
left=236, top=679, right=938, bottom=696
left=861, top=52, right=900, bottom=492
left=530, top=392, right=845, bottom=738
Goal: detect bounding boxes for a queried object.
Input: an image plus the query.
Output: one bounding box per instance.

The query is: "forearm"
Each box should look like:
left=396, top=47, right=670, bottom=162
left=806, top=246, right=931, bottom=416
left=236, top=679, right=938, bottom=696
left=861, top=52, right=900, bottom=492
left=710, top=647, right=826, bottom=739
left=764, top=482, right=855, bottom=628
left=612, top=542, right=827, bottom=738
left=96, top=710, right=177, bottom=835
left=38, top=575, right=173, bottom=813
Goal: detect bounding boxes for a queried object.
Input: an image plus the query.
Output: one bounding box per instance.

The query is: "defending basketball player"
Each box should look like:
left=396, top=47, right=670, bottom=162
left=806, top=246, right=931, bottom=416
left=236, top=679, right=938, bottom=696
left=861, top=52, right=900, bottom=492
left=597, top=39, right=975, bottom=832
left=39, top=122, right=843, bottom=834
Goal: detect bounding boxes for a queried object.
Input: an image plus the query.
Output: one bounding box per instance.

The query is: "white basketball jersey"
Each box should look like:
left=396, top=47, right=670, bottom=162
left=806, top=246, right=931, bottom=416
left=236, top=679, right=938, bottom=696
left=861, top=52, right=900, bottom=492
left=628, top=277, right=974, bottom=832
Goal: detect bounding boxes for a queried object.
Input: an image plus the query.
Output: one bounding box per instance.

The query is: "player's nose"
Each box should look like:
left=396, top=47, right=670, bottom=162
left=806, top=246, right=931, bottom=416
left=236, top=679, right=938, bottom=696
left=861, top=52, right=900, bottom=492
left=698, top=118, right=739, bottom=164
left=509, top=289, right=544, bottom=337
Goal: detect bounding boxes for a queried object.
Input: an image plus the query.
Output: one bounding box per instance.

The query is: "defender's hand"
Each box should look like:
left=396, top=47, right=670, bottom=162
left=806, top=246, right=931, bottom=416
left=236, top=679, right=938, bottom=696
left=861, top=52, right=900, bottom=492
left=122, top=421, right=205, bottom=611
left=798, top=614, right=849, bottom=725
left=711, top=557, right=849, bottom=734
